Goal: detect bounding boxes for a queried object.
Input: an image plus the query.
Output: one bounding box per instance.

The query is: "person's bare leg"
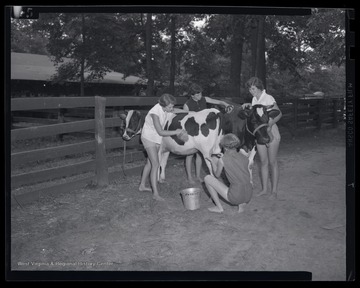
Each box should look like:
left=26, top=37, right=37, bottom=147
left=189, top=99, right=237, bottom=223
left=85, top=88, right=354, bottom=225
left=256, top=144, right=269, bottom=197
left=139, top=158, right=152, bottom=192
left=268, top=139, right=280, bottom=199
left=147, top=146, right=164, bottom=201
left=204, top=175, right=230, bottom=213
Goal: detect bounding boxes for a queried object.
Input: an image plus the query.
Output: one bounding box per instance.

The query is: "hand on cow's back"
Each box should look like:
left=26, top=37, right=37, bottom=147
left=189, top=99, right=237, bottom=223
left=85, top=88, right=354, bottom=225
left=177, top=129, right=189, bottom=142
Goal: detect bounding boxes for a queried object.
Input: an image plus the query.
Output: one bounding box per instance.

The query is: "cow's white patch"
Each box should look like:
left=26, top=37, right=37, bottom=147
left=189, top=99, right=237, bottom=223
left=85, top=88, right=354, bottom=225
left=125, top=110, right=134, bottom=128
left=256, top=107, right=264, bottom=117
left=122, top=110, right=134, bottom=139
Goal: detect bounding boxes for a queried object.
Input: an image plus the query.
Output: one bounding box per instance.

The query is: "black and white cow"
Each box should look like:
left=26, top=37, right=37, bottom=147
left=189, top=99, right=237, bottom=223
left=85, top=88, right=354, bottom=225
left=120, top=104, right=275, bottom=184
left=120, top=110, right=143, bottom=141
left=158, top=108, right=223, bottom=182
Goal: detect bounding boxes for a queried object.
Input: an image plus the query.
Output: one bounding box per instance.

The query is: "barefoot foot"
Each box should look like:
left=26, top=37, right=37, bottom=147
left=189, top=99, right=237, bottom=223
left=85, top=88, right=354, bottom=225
left=139, top=186, right=152, bottom=192
left=196, top=177, right=204, bottom=183
left=256, top=191, right=267, bottom=197
left=208, top=206, right=224, bottom=213
left=153, top=195, right=165, bottom=201
left=238, top=203, right=246, bottom=213
left=269, top=192, right=277, bottom=200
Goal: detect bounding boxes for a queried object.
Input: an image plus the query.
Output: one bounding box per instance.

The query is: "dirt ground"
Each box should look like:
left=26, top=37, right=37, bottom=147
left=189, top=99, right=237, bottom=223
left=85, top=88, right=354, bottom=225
left=10, top=125, right=347, bottom=281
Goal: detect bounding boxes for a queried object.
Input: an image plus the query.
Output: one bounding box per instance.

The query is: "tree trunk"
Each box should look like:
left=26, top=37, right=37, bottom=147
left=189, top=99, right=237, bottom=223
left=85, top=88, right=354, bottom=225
left=250, top=17, right=258, bottom=77
left=145, top=13, right=154, bottom=97
left=80, top=13, right=85, bottom=96
left=169, top=15, right=176, bottom=95
left=250, top=16, right=267, bottom=89
left=256, top=16, right=266, bottom=89
left=230, top=15, right=245, bottom=101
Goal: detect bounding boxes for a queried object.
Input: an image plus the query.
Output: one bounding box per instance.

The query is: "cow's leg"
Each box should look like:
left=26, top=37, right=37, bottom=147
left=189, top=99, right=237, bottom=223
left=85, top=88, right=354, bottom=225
left=158, top=151, right=170, bottom=183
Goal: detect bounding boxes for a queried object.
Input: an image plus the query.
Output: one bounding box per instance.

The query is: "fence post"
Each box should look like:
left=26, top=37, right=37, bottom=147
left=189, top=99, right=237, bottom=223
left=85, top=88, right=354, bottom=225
left=317, top=99, right=323, bottom=130
left=333, top=98, right=339, bottom=128
left=293, top=98, right=298, bottom=131
left=57, top=108, right=66, bottom=141
left=95, top=96, right=109, bottom=186
left=112, top=106, right=122, bottom=137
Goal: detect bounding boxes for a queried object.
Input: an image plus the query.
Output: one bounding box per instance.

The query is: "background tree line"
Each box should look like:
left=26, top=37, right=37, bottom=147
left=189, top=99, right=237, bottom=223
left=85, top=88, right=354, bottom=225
left=11, top=9, right=345, bottom=102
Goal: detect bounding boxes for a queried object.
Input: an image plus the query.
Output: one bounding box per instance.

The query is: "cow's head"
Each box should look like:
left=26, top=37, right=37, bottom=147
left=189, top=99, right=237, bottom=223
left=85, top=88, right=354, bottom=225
left=119, top=110, right=143, bottom=141
left=221, top=103, right=273, bottom=148
left=240, top=104, right=273, bottom=145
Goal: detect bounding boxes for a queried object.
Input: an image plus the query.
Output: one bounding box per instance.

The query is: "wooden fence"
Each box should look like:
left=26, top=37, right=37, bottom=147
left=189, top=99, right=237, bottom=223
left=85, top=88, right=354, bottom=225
left=276, top=97, right=345, bottom=134
left=10, top=96, right=344, bottom=205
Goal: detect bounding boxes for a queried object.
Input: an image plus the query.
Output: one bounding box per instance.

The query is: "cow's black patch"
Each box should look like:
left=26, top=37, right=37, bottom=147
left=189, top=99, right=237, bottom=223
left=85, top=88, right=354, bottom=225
left=167, top=113, right=188, bottom=131
left=200, top=123, right=209, bottom=136
left=184, top=117, right=199, bottom=137
left=200, top=112, right=220, bottom=136
left=167, top=113, right=188, bottom=146
left=205, top=112, right=219, bottom=130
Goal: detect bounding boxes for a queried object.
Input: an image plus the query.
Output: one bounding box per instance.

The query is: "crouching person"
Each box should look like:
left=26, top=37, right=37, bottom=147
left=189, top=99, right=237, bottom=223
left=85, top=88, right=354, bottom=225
left=204, top=133, right=253, bottom=213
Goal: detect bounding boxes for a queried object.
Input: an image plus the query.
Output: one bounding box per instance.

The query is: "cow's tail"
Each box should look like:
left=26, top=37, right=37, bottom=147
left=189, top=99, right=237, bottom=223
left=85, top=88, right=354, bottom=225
left=212, top=114, right=223, bottom=156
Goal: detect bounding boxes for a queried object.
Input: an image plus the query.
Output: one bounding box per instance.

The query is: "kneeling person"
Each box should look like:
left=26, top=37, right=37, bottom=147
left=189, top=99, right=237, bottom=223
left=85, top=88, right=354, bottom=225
left=204, top=133, right=253, bottom=213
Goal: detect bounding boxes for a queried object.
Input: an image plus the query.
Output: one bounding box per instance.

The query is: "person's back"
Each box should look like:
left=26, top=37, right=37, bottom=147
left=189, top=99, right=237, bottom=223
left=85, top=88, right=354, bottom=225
left=222, top=149, right=253, bottom=205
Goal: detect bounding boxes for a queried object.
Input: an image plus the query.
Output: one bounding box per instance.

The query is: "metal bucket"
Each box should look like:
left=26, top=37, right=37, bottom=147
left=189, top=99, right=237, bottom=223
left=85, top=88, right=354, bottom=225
left=180, top=188, right=201, bottom=210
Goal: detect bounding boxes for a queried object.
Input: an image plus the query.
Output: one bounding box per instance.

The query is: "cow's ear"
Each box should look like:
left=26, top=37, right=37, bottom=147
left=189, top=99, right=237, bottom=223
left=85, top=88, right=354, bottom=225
left=119, top=113, right=127, bottom=120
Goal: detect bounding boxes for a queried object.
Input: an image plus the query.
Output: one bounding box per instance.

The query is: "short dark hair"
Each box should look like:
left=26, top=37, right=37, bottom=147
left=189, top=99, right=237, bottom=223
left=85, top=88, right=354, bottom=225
left=246, top=77, right=264, bottom=91
left=189, top=83, right=203, bottom=95
left=158, top=93, right=176, bottom=107
left=220, top=133, right=240, bottom=150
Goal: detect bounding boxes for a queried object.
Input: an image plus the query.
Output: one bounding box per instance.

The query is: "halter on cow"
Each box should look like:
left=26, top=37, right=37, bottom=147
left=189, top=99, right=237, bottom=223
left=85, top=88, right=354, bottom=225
left=120, top=110, right=143, bottom=141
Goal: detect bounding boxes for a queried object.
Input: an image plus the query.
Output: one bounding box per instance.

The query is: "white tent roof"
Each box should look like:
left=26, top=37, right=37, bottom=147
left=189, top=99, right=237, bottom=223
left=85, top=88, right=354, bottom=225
left=11, top=52, right=145, bottom=85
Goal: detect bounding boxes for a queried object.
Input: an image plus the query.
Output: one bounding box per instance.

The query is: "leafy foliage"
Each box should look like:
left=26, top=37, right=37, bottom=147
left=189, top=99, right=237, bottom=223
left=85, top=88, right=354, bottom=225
left=11, top=9, right=345, bottom=98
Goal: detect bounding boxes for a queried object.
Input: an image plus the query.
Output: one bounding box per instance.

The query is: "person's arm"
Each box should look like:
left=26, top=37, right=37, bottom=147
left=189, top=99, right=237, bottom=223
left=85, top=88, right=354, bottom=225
left=151, top=114, right=184, bottom=137
left=206, top=155, right=224, bottom=178
left=183, top=103, right=189, bottom=111
left=173, top=107, right=189, bottom=114
left=204, top=96, right=229, bottom=108
left=268, top=102, right=282, bottom=127
left=242, top=103, right=252, bottom=109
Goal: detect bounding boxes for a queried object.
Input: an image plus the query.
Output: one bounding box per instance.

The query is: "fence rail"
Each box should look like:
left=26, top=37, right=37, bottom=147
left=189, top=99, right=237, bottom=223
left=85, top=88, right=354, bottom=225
left=10, top=95, right=344, bottom=205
